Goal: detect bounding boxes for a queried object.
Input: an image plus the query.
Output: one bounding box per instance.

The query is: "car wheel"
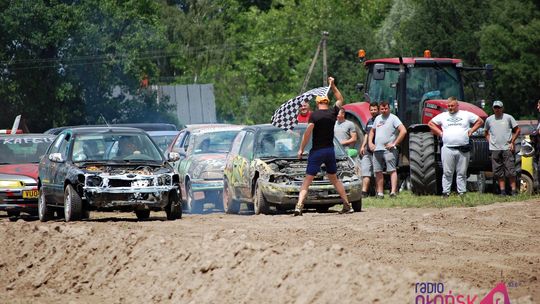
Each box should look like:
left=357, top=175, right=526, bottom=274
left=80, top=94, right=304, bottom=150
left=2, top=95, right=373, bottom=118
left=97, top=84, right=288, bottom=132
left=38, top=188, right=53, bottom=222
left=351, top=200, right=362, bottom=212
left=223, top=178, right=240, bottom=214
left=166, top=190, right=182, bottom=220
left=64, top=184, right=83, bottom=222
left=186, top=181, right=203, bottom=214
left=519, top=174, right=534, bottom=195
left=135, top=209, right=150, bottom=220
left=253, top=180, right=269, bottom=215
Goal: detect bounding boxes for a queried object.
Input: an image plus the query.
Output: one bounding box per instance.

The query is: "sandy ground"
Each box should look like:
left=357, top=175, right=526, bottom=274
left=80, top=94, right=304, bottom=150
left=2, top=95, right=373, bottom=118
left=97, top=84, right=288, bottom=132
left=0, top=199, right=539, bottom=303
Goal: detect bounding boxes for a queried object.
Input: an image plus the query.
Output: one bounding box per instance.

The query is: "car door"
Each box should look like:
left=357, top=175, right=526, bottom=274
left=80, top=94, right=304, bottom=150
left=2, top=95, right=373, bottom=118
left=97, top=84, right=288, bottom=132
left=41, top=133, right=66, bottom=205
left=176, top=131, right=191, bottom=200
left=225, top=131, right=246, bottom=200
left=235, top=131, right=255, bottom=200
left=51, top=132, right=72, bottom=204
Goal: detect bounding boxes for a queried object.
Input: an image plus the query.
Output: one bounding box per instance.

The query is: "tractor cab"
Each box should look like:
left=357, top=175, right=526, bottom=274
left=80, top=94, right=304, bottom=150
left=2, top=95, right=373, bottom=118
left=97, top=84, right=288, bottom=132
left=360, top=53, right=488, bottom=127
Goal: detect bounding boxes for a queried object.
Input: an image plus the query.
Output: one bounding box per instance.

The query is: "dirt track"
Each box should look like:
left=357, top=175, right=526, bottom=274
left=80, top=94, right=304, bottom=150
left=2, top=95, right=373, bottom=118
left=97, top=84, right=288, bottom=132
left=1, top=199, right=539, bottom=303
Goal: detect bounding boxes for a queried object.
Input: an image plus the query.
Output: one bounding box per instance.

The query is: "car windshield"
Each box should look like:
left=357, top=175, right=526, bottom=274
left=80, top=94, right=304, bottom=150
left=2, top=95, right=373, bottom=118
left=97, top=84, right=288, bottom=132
left=192, top=130, right=240, bottom=154
left=150, top=134, right=177, bottom=153
left=254, top=127, right=348, bottom=159
left=72, top=133, right=164, bottom=162
left=0, top=136, right=55, bottom=164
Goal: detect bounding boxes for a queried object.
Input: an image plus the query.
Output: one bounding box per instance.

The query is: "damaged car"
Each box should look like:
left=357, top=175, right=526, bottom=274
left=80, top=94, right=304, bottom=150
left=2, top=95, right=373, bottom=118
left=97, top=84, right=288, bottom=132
left=38, top=127, right=182, bottom=222
left=168, top=125, right=243, bottom=213
left=223, top=124, right=362, bottom=215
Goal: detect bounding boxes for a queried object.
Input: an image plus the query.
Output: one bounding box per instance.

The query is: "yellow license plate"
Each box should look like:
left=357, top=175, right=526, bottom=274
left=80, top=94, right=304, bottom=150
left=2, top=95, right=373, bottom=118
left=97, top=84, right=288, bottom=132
left=22, top=190, right=39, bottom=199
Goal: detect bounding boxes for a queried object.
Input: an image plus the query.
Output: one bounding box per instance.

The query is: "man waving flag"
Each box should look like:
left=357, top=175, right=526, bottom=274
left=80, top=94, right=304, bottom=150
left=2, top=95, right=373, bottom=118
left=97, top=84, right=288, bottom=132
left=271, top=86, right=330, bottom=131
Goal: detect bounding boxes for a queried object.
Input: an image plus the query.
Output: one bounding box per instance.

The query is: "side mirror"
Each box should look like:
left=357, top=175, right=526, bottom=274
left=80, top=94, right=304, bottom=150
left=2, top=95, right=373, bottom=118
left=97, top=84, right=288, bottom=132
left=373, top=63, right=385, bottom=80
left=484, top=64, right=494, bottom=80
left=347, top=148, right=358, bottom=158
left=168, top=152, right=180, bottom=162
left=48, top=153, right=64, bottom=163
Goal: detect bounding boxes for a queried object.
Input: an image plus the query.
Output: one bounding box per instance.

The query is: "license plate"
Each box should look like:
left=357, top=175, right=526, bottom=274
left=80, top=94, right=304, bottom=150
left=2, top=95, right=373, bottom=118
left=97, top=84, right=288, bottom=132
left=22, top=190, right=39, bottom=199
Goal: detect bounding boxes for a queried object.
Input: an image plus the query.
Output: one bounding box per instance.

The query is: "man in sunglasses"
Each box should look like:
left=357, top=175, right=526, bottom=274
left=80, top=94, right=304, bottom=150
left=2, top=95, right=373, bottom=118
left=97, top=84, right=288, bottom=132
left=484, top=100, right=520, bottom=196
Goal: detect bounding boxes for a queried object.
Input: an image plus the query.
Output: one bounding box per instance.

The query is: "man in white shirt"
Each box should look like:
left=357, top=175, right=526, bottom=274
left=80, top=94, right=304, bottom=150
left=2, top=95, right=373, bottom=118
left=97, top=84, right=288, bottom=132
left=428, top=97, right=484, bottom=198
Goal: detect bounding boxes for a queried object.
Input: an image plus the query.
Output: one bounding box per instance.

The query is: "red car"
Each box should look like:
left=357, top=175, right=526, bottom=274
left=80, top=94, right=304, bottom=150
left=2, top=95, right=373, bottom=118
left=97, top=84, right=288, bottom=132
left=0, top=134, right=55, bottom=220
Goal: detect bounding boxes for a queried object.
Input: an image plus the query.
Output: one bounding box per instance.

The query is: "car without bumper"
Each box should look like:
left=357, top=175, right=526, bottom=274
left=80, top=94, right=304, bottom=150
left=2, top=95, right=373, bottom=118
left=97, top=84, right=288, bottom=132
left=38, top=127, right=182, bottom=221
left=223, top=124, right=362, bottom=215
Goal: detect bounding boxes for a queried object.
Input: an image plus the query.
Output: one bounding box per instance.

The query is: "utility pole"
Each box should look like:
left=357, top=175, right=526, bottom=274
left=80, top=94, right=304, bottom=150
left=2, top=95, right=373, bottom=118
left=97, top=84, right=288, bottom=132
left=300, top=31, right=329, bottom=94
left=322, top=31, right=328, bottom=87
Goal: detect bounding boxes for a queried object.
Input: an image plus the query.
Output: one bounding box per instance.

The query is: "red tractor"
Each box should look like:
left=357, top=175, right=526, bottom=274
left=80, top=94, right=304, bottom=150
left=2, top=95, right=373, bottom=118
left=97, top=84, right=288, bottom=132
left=343, top=50, right=493, bottom=195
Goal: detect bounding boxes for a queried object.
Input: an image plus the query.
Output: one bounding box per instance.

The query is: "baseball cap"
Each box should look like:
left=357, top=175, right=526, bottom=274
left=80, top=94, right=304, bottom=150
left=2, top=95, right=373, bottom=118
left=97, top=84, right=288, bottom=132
left=492, top=100, right=504, bottom=108
left=315, top=95, right=329, bottom=104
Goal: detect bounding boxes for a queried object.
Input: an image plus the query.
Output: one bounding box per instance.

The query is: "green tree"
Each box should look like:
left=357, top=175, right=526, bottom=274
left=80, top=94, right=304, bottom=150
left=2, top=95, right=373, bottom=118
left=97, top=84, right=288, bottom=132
left=0, top=0, right=176, bottom=132
left=478, top=0, right=540, bottom=118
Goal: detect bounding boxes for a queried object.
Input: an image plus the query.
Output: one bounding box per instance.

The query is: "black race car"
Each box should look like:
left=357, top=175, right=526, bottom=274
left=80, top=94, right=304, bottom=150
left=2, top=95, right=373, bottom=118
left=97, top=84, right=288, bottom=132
left=38, top=127, right=182, bottom=221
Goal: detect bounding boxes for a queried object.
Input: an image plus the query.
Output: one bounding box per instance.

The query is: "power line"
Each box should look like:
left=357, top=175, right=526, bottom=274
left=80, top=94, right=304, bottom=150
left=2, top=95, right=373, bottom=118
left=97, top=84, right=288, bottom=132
left=1, top=35, right=309, bottom=71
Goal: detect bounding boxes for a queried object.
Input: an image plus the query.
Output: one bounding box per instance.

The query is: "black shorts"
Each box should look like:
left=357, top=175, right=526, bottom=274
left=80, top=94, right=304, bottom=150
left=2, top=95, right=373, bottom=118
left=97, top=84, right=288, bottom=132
left=491, top=150, right=516, bottom=178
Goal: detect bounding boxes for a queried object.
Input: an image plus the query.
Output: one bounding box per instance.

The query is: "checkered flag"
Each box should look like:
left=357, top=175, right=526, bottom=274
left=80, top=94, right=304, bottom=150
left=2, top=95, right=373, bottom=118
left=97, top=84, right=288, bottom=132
left=271, top=86, right=330, bottom=130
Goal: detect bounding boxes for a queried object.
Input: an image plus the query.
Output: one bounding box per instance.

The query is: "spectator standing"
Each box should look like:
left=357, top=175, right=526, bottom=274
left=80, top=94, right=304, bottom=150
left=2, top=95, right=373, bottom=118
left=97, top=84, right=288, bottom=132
left=294, top=77, right=353, bottom=216
left=368, top=101, right=407, bottom=198
left=428, top=97, right=484, bottom=198
left=359, top=102, right=379, bottom=197
left=297, top=102, right=312, bottom=123
left=534, top=99, right=540, bottom=187
left=484, top=100, right=520, bottom=196
left=334, top=108, right=357, bottom=150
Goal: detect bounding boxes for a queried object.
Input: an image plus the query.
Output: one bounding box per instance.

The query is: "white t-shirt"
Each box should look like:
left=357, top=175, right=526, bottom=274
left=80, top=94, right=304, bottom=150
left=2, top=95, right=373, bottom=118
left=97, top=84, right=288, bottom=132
left=431, top=110, right=479, bottom=147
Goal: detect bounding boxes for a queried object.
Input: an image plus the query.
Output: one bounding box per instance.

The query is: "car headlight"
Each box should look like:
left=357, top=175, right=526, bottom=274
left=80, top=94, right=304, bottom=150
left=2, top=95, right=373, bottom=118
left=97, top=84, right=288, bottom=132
left=157, top=174, right=172, bottom=186
left=199, top=171, right=223, bottom=180
left=0, top=180, right=24, bottom=188
left=86, top=176, right=103, bottom=187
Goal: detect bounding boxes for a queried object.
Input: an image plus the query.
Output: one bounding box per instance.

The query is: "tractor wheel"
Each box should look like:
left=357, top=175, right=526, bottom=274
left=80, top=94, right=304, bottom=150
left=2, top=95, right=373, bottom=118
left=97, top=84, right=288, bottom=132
left=409, top=132, right=441, bottom=195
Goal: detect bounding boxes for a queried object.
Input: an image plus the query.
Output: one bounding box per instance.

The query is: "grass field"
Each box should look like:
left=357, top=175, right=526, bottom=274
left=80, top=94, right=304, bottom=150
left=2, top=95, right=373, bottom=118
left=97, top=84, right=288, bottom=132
left=361, top=190, right=540, bottom=208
